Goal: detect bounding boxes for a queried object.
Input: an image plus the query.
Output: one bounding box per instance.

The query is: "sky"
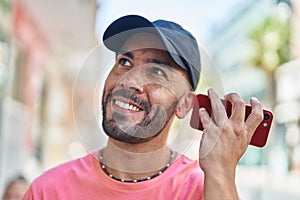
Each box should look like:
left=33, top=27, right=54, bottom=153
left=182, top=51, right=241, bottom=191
left=95, top=0, right=242, bottom=43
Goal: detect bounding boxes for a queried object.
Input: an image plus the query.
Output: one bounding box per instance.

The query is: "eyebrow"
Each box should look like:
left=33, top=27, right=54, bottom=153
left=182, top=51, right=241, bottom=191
left=147, top=58, right=171, bottom=68
left=118, top=51, right=134, bottom=59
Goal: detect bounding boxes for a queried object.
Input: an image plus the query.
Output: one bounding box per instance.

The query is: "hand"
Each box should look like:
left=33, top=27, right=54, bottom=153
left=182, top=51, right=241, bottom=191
left=198, top=89, right=264, bottom=199
left=198, top=88, right=264, bottom=175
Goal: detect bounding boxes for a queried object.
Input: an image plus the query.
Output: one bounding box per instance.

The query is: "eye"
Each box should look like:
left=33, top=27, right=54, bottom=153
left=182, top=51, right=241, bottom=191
left=151, top=67, right=167, bottom=77
left=119, top=58, right=132, bottom=67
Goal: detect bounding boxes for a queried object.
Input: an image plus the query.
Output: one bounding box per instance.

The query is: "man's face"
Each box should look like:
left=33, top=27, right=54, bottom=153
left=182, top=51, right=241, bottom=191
left=102, top=33, right=191, bottom=144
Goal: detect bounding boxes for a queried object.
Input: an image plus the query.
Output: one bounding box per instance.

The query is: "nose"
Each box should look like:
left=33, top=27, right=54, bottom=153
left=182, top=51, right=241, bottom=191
left=119, top=68, right=144, bottom=93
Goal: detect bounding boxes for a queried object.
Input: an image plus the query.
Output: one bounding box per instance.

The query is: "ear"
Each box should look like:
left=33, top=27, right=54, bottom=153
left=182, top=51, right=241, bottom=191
left=175, top=92, right=195, bottom=119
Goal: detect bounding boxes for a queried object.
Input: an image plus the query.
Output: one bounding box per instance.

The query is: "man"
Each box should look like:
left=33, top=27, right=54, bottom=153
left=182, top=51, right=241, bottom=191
left=22, top=15, right=264, bottom=200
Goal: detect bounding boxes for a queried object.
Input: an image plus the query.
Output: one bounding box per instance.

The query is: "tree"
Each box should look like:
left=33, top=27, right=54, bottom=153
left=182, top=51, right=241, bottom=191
left=248, top=9, right=290, bottom=108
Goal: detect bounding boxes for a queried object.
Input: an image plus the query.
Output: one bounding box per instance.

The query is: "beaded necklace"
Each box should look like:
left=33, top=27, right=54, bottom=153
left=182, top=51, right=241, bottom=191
left=99, top=149, right=175, bottom=183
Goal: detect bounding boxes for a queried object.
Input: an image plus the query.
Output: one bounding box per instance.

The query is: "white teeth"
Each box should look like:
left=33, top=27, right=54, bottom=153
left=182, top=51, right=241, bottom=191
left=115, top=100, right=140, bottom=111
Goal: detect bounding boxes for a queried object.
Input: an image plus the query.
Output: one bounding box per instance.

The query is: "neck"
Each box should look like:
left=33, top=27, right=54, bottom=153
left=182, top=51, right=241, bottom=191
left=100, top=118, right=176, bottom=180
left=102, top=140, right=172, bottom=174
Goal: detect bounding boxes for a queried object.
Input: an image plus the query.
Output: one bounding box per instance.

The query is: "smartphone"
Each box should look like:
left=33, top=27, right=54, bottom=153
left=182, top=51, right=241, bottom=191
left=190, top=94, right=273, bottom=147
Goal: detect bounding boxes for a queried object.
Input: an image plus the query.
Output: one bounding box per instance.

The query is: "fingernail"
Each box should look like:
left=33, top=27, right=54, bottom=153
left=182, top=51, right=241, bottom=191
left=251, top=97, right=258, bottom=102
left=199, top=107, right=206, bottom=112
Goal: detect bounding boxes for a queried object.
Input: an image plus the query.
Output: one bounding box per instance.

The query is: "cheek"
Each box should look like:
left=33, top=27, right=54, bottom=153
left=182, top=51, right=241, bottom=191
left=104, top=69, right=122, bottom=91
left=102, top=76, right=117, bottom=108
left=149, top=87, right=178, bottom=107
left=104, top=75, right=114, bottom=91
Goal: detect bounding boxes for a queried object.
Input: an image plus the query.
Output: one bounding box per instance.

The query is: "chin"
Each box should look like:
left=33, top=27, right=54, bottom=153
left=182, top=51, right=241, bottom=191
left=102, top=118, right=163, bottom=144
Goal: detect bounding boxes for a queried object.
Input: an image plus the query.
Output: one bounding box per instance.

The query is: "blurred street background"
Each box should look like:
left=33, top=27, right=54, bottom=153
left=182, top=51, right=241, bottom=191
left=1, top=0, right=300, bottom=199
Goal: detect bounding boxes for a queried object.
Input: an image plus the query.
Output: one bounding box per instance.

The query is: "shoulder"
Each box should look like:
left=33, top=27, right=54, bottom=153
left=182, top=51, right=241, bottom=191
left=23, top=153, right=99, bottom=199
left=167, top=154, right=204, bottom=182
left=174, top=154, right=202, bottom=171
left=32, top=153, right=96, bottom=186
left=160, top=154, right=204, bottom=199
left=180, top=154, right=203, bottom=172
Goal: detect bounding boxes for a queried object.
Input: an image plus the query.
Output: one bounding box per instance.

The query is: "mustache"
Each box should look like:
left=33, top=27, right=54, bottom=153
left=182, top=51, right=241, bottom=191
left=108, top=89, right=151, bottom=112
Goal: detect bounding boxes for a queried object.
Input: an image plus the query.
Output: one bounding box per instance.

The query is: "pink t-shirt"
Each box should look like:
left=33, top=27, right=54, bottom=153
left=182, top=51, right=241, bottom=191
left=22, top=152, right=204, bottom=200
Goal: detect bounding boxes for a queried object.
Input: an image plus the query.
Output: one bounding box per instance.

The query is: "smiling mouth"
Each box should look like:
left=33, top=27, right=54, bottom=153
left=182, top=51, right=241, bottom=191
left=114, top=100, right=142, bottom=112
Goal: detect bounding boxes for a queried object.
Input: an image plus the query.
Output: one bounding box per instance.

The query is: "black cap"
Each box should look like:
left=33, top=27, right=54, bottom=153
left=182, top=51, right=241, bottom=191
left=103, top=15, right=201, bottom=90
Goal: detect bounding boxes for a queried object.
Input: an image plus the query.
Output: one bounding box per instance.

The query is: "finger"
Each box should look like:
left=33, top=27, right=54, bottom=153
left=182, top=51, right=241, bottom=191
left=245, top=97, right=264, bottom=136
left=199, top=108, right=209, bottom=149
left=199, top=107, right=213, bottom=129
left=224, top=93, right=246, bottom=124
left=198, top=108, right=220, bottom=158
left=208, top=88, right=227, bottom=126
